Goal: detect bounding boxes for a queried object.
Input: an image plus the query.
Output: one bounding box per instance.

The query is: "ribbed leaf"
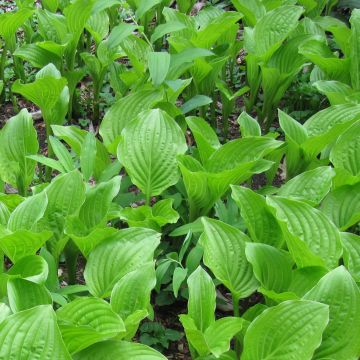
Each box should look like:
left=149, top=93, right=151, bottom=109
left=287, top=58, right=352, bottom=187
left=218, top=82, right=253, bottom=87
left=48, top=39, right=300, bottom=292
left=7, top=278, right=52, bottom=313
left=238, top=112, right=261, bottom=137
left=341, top=232, right=360, bottom=282
left=302, top=104, right=360, bottom=157
left=277, top=166, right=335, bottom=206
left=148, top=52, right=171, bottom=87
left=187, top=266, right=216, bottom=332
left=200, top=218, right=258, bottom=299
left=118, top=109, right=187, bottom=198
left=8, top=191, right=48, bottom=232
left=242, top=300, right=329, bottom=360
left=350, top=9, right=360, bottom=90
left=110, top=263, right=156, bottom=320
left=267, top=196, right=342, bottom=269
left=80, top=132, right=97, bottom=181
left=0, top=305, right=71, bottom=359
left=7, top=255, right=49, bottom=284
left=57, top=297, right=125, bottom=354
left=0, top=109, right=38, bottom=192
left=230, top=0, right=265, bottom=26
left=304, top=266, right=360, bottom=360
left=40, top=171, right=85, bottom=244
left=12, top=64, right=68, bottom=126
left=186, top=116, right=220, bottom=164
left=321, top=182, right=360, bottom=230
left=245, top=243, right=293, bottom=293
left=84, top=228, right=160, bottom=297
left=231, top=186, right=283, bottom=247
left=313, top=80, right=355, bottom=105
left=330, top=120, right=360, bottom=176
left=0, top=230, right=52, bottom=263
left=247, top=6, right=303, bottom=61
left=0, top=8, right=34, bottom=51
left=49, top=136, right=75, bottom=173
left=100, top=89, right=163, bottom=153
left=74, top=340, right=166, bottom=360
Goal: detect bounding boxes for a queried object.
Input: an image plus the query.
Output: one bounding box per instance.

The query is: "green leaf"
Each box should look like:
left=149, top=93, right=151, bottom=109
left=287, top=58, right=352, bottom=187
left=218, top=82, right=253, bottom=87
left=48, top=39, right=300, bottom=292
left=187, top=266, right=215, bottom=332
left=321, top=182, right=360, bottom=230
left=173, top=267, right=188, bottom=298
left=57, top=297, right=125, bottom=354
left=267, top=196, right=342, bottom=269
left=0, top=109, right=38, bottom=192
left=84, top=228, right=160, bottom=297
left=110, top=263, right=156, bottom=319
left=350, top=9, right=360, bottom=90
left=0, top=230, right=53, bottom=263
left=148, top=52, right=171, bottom=87
left=40, top=171, right=85, bottom=245
left=242, top=300, right=329, bottom=360
left=12, top=64, right=68, bottom=126
left=7, top=191, right=48, bottom=231
left=27, top=155, right=66, bottom=173
left=341, top=232, right=360, bottom=282
left=151, top=21, right=187, bottom=43
left=231, top=186, right=283, bottom=248
left=7, top=255, right=49, bottom=284
left=100, top=89, right=163, bottom=154
left=245, top=243, right=293, bottom=293
left=80, top=132, right=97, bottom=181
left=186, top=116, right=220, bottom=164
left=119, top=198, right=179, bottom=231
left=238, top=112, right=261, bottom=137
left=74, top=340, right=167, bottom=360
left=0, top=8, right=34, bottom=51
left=230, top=0, right=265, bottom=26
left=200, top=218, right=258, bottom=299
left=277, top=166, right=335, bottom=206
left=7, top=278, right=52, bottom=313
left=304, top=266, right=360, bottom=360
left=49, top=136, right=75, bottom=172
left=330, top=120, right=360, bottom=176
left=204, top=317, right=243, bottom=357
left=180, top=95, right=213, bottom=115
left=118, top=109, right=187, bottom=199
left=313, top=80, right=355, bottom=105
left=246, top=5, right=304, bottom=61
left=0, top=305, right=71, bottom=359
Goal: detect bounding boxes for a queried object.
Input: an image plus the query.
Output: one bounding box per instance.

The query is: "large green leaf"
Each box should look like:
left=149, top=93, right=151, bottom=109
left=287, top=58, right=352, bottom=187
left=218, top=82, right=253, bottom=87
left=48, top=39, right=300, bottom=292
left=7, top=278, right=52, bottom=313
left=84, top=228, right=160, bottom=297
left=245, top=243, right=293, bottom=293
left=230, top=0, right=265, bottom=26
left=350, top=9, right=360, bottom=90
left=117, top=109, right=187, bottom=199
left=12, top=64, right=68, bottom=126
left=245, top=5, right=304, bottom=61
left=304, top=266, right=360, bottom=360
left=0, top=305, right=71, bottom=359
left=74, top=340, right=167, bottom=360
left=7, top=191, right=48, bottom=232
left=110, top=263, right=156, bottom=320
left=187, top=266, right=216, bottom=332
left=242, top=300, right=329, bottom=360
left=321, top=182, right=360, bottom=230
left=267, top=196, right=342, bottom=269
left=277, top=166, right=335, bottom=206
left=57, top=297, right=125, bottom=354
left=330, top=120, right=360, bottom=176
left=231, top=186, right=283, bottom=248
left=100, top=89, right=163, bottom=153
left=199, top=218, right=258, bottom=299
left=0, top=7, right=34, bottom=51
left=341, top=232, right=360, bottom=282
left=0, top=109, right=38, bottom=193
left=186, top=116, right=221, bottom=164
left=0, top=229, right=52, bottom=263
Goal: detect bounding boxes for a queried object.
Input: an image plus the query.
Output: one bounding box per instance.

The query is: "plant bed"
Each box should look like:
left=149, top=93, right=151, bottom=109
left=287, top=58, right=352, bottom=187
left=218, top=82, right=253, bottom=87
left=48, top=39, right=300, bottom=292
left=0, top=1, right=360, bottom=360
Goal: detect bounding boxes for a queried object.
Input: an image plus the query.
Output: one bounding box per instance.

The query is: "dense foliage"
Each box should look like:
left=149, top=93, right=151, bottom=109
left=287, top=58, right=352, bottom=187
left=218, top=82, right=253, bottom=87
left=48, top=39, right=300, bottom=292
left=0, top=0, right=360, bottom=359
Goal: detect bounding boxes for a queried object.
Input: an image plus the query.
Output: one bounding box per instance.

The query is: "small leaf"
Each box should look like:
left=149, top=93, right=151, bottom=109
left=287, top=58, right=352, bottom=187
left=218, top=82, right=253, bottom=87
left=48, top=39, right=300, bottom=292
left=173, top=267, right=188, bottom=298
left=148, top=52, right=171, bottom=87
